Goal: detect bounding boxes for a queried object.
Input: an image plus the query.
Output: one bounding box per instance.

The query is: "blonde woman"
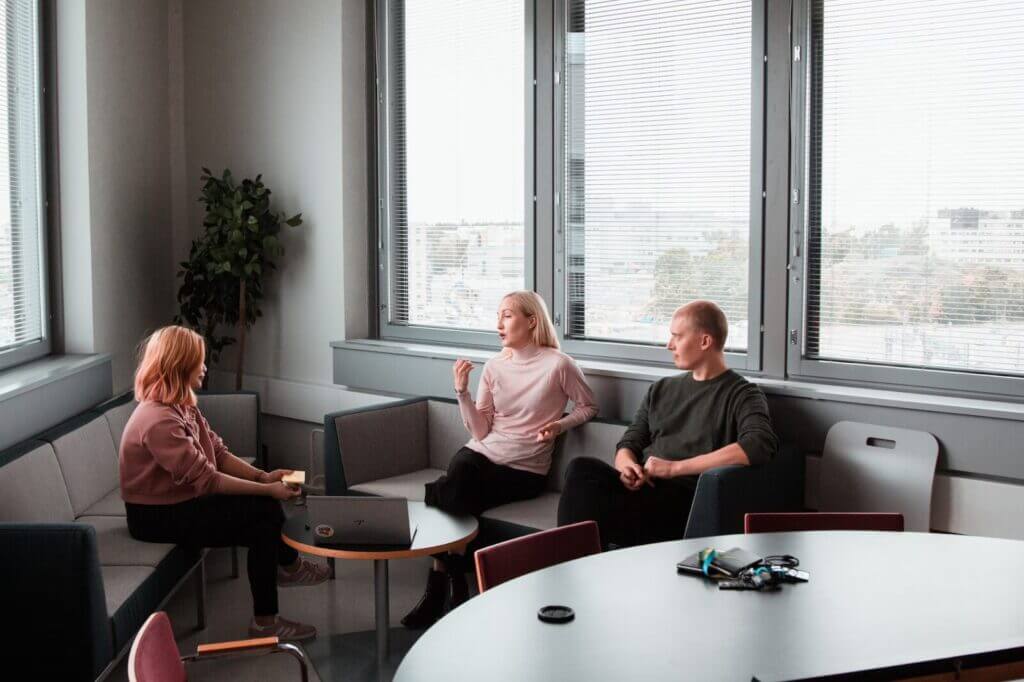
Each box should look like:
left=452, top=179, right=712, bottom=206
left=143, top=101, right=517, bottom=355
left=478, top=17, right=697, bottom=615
left=402, top=291, right=598, bottom=629
left=120, top=326, right=328, bottom=642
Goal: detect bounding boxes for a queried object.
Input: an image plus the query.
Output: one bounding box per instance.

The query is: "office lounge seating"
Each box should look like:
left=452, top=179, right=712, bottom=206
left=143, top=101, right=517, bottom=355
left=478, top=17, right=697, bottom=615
left=323, top=396, right=805, bottom=548
left=474, top=520, right=601, bottom=592
left=744, top=512, right=905, bottom=533
left=0, top=390, right=262, bottom=681
left=128, top=611, right=309, bottom=682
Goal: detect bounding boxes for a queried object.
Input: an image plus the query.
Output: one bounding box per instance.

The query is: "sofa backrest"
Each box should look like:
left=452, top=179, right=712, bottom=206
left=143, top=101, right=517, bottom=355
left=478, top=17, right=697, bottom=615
left=0, top=440, right=76, bottom=523
left=333, top=400, right=430, bottom=487
left=550, top=419, right=625, bottom=492
left=42, top=413, right=120, bottom=517
left=103, top=399, right=137, bottom=454
left=196, top=393, right=260, bottom=461
left=420, top=399, right=626, bottom=493
left=427, top=400, right=469, bottom=470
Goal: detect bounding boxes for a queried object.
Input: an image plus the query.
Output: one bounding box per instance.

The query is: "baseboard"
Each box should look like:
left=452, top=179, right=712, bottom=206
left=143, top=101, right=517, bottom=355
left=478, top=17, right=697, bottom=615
left=805, top=455, right=1024, bottom=540
left=207, top=369, right=399, bottom=424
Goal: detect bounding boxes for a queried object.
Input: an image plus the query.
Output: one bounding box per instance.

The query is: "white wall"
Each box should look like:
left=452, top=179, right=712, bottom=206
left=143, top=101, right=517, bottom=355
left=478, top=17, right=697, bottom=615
left=57, top=0, right=174, bottom=392
left=176, top=0, right=370, bottom=389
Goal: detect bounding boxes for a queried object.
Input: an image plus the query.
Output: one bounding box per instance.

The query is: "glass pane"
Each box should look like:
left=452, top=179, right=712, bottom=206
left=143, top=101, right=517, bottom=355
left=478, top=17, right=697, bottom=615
left=391, top=0, right=525, bottom=332
left=564, top=0, right=752, bottom=350
left=807, top=0, right=1024, bottom=375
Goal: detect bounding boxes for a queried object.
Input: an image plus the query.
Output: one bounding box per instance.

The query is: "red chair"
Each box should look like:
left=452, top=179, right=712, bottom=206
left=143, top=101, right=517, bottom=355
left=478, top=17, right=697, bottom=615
left=474, top=521, right=601, bottom=593
left=744, top=512, right=904, bottom=534
left=128, top=612, right=310, bottom=682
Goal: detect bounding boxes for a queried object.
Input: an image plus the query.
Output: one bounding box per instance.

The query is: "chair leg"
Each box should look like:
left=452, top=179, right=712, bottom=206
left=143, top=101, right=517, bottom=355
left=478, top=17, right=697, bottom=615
left=195, top=557, right=207, bottom=630
left=231, top=546, right=240, bottom=579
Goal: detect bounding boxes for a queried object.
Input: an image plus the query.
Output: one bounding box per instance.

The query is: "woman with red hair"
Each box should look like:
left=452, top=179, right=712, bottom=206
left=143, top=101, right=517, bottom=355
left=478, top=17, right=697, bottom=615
left=120, top=325, right=326, bottom=641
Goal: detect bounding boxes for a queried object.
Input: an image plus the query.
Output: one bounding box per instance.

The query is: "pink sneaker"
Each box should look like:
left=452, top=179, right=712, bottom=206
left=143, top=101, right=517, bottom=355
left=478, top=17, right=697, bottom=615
left=278, top=558, right=330, bottom=587
left=248, top=616, right=317, bottom=642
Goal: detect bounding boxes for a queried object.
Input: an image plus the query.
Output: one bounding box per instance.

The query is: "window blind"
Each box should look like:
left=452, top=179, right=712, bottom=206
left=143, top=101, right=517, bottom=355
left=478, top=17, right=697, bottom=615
left=564, top=0, right=753, bottom=350
left=804, top=0, right=1024, bottom=376
left=387, top=0, right=525, bottom=332
left=0, top=0, right=44, bottom=355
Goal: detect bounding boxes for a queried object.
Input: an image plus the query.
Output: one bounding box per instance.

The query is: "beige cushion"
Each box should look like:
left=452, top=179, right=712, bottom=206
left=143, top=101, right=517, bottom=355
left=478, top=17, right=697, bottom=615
left=482, top=492, right=560, bottom=531
left=102, top=565, right=154, bottom=617
left=0, top=443, right=75, bottom=523
left=335, top=401, right=429, bottom=486
left=76, top=515, right=177, bottom=567
left=51, top=416, right=120, bottom=516
left=80, top=488, right=126, bottom=517
left=103, top=400, right=138, bottom=453
left=550, top=421, right=624, bottom=491
left=348, top=468, right=446, bottom=501
left=427, top=401, right=467, bottom=470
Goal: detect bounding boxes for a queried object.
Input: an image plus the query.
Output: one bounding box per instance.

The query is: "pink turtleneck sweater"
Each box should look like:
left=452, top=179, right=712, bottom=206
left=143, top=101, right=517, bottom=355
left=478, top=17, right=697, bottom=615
left=458, top=345, right=598, bottom=475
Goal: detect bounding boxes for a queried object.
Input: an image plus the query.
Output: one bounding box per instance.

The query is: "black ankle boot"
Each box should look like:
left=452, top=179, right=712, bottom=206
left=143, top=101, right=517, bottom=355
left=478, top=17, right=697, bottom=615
left=401, top=568, right=448, bottom=629
left=447, top=555, right=469, bottom=609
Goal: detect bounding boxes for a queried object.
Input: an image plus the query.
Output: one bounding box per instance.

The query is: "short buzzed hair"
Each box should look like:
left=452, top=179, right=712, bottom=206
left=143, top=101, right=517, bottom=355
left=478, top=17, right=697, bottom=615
left=675, top=300, right=728, bottom=351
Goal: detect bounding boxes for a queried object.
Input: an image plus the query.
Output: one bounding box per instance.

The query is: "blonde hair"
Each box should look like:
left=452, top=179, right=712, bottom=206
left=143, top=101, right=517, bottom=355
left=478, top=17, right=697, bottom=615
left=500, top=291, right=560, bottom=352
left=133, top=326, right=206, bottom=407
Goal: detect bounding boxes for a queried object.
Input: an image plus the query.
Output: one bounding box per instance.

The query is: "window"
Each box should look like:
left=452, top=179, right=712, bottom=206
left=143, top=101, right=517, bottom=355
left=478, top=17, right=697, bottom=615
left=378, top=0, right=527, bottom=342
left=793, top=0, right=1024, bottom=395
left=0, top=0, right=46, bottom=371
left=558, top=0, right=763, bottom=365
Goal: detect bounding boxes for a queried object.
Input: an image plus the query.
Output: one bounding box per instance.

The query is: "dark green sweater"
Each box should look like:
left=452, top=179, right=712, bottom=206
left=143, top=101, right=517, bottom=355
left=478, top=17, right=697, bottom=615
left=616, top=370, right=778, bottom=467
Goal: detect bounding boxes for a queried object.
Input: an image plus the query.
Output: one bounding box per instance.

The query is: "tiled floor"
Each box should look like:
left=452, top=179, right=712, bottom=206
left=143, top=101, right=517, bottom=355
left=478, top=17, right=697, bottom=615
left=106, top=547, right=445, bottom=682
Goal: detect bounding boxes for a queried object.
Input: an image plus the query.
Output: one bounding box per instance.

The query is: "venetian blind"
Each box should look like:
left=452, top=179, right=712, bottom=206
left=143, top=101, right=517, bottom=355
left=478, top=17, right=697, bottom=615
left=564, top=0, right=753, bottom=350
left=804, top=0, right=1024, bottom=375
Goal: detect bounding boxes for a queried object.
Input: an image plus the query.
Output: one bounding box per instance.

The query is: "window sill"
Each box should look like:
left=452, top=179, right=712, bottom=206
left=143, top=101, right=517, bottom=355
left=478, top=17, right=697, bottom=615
left=0, top=353, right=111, bottom=403
left=331, top=339, right=1024, bottom=422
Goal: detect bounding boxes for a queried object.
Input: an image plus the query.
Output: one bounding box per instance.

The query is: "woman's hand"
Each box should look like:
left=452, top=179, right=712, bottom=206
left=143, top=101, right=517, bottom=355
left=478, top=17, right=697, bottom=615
left=258, top=469, right=293, bottom=483
left=453, top=359, right=474, bottom=393
left=536, top=421, right=563, bottom=443
left=267, top=481, right=301, bottom=501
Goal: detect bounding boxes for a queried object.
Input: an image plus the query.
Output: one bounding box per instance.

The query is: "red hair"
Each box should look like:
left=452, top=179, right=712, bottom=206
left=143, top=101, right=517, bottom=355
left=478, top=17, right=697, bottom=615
left=133, top=326, right=205, bottom=407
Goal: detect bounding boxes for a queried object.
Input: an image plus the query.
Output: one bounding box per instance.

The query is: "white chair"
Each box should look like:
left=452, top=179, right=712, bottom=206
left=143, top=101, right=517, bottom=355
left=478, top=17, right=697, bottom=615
left=819, top=421, right=938, bottom=532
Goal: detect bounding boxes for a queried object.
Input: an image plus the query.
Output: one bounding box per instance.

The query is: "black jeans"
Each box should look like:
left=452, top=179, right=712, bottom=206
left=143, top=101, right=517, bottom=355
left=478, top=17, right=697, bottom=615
left=126, top=495, right=298, bottom=617
left=425, top=447, right=547, bottom=518
left=557, top=457, right=698, bottom=548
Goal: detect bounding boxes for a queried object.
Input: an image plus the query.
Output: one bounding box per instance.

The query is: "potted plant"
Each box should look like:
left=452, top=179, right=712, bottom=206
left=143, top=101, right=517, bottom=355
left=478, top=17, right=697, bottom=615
left=175, top=168, right=303, bottom=389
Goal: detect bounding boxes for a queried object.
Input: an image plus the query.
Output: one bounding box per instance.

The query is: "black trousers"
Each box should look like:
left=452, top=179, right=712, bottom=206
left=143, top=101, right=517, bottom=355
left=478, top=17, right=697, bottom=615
left=425, top=447, right=547, bottom=518
left=126, top=495, right=298, bottom=617
left=557, top=457, right=698, bottom=548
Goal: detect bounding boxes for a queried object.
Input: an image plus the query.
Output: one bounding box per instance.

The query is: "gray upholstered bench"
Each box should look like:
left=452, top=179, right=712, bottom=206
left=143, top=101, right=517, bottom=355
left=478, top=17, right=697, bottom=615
left=323, top=397, right=804, bottom=548
left=0, top=390, right=262, bottom=681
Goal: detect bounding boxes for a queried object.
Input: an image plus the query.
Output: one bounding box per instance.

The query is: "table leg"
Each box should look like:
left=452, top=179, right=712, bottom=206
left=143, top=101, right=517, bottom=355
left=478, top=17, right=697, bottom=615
left=374, top=559, right=389, bottom=667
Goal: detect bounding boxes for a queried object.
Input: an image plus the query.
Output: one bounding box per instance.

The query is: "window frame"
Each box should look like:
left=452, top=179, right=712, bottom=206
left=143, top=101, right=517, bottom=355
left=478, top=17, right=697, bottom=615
left=374, top=0, right=537, bottom=348
left=0, top=0, right=49, bottom=372
left=550, top=0, right=767, bottom=370
left=786, top=0, right=1024, bottom=400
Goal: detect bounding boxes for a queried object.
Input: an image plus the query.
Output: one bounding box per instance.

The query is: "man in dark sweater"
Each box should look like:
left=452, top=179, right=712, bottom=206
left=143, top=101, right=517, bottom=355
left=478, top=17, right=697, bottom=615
left=557, top=300, right=778, bottom=547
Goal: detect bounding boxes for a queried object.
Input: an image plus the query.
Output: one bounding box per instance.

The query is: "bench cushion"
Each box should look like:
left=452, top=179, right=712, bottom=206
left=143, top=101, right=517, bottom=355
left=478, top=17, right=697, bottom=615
left=349, top=468, right=445, bottom=500
left=481, top=492, right=560, bottom=531
left=335, top=401, right=430, bottom=486
left=427, top=400, right=466, bottom=470
left=106, top=545, right=199, bottom=650
left=77, top=516, right=176, bottom=567
left=81, top=489, right=126, bottom=517
left=0, top=441, right=75, bottom=523
left=48, top=415, right=120, bottom=517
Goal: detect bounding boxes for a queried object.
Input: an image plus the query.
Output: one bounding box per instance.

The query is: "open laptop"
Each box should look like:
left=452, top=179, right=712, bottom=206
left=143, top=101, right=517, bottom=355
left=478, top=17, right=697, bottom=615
left=305, top=496, right=415, bottom=547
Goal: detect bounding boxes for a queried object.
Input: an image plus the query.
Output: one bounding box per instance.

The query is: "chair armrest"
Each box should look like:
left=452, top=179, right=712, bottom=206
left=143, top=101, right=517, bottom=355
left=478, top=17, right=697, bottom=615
left=683, top=444, right=806, bottom=539
left=184, top=638, right=310, bottom=681
left=195, top=636, right=279, bottom=656
left=324, top=397, right=431, bottom=494
left=684, top=464, right=767, bottom=539
left=0, top=523, right=113, bottom=680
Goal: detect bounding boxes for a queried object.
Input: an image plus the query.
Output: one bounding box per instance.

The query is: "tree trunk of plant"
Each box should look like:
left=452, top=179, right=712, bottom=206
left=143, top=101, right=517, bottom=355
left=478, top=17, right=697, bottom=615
left=235, top=278, right=246, bottom=391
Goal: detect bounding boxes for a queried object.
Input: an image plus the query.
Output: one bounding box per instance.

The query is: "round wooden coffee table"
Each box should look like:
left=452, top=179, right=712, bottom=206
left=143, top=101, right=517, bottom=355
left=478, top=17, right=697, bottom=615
left=281, top=500, right=477, bottom=680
